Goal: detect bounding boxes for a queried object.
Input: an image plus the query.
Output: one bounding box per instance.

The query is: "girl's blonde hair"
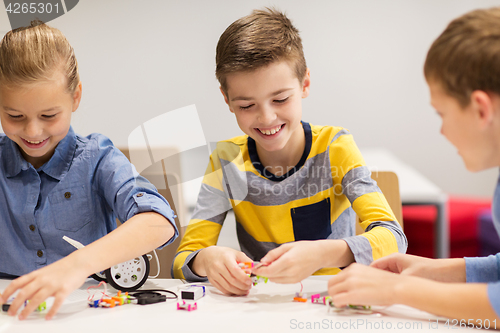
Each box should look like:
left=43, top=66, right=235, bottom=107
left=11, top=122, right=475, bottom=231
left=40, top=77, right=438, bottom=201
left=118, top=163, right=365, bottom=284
left=0, top=20, right=79, bottom=92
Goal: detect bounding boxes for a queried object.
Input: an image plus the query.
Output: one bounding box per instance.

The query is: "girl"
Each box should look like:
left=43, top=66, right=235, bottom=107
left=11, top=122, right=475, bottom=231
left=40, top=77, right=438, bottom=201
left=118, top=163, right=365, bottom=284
left=0, top=21, right=178, bottom=320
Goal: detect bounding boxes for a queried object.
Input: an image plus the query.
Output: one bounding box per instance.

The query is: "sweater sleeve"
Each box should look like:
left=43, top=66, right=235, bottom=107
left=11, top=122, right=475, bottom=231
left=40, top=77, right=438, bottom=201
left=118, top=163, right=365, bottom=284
left=172, top=146, right=234, bottom=281
left=329, top=130, right=407, bottom=264
left=465, top=254, right=500, bottom=317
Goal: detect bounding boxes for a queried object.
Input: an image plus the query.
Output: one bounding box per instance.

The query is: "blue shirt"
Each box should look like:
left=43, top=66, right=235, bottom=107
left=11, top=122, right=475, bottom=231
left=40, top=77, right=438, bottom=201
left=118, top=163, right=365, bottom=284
left=465, top=171, right=500, bottom=317
left=0, top=127, right=178, bottom=277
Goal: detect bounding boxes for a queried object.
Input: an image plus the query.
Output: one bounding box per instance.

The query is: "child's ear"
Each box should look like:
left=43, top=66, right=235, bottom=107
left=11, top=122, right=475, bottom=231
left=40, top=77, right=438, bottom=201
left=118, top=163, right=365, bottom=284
left=71, top=81, right=83, bottom=112
left=220, top=86, right=234, bottom=113
left=471, top=90, right=494, bottom=128
left=301, top=68, right=311, bottom=98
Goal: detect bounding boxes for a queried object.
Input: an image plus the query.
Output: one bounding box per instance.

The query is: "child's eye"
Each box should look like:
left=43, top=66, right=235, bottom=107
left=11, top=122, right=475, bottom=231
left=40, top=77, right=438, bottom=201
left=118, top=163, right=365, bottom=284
left=274, top=97, right=289, bottom=104
left=7, top=114, right=22, bottom=119
left=239, top=104, right=254, bottom=110
left=42, top=114, right=57, bottom=119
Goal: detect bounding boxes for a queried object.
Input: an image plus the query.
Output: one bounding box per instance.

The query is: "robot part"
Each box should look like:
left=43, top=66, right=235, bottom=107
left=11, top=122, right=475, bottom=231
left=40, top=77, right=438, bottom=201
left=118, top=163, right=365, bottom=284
left=177, top=300, right=197, bottom=311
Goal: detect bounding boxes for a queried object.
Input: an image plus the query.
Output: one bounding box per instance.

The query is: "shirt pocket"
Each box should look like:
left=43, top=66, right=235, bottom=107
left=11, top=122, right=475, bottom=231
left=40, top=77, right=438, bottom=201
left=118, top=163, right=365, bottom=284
left=48, top=186, right=91, bottom=232
left=291, top=198, right=331, bottom=241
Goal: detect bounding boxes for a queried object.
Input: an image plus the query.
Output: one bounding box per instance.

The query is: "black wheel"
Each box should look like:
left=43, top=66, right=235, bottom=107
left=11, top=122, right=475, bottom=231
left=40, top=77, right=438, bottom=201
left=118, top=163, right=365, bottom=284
left=105, top=254, right=150, bottom=291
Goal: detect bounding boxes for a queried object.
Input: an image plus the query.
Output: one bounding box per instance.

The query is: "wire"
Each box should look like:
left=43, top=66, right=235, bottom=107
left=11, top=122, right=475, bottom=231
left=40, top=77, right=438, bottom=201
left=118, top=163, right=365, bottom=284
left=87, top=281, right=108, bottom=301
left=147, top=250, right=161, bottom=279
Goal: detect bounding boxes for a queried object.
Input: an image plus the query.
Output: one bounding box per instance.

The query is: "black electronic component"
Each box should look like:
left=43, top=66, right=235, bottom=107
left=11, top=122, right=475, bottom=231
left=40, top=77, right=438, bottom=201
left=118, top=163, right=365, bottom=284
left=134, top=292, right=166, bottom=305
left=2, top=304, right=10, bottom=312
left=129, top=289, right=177, bottom=306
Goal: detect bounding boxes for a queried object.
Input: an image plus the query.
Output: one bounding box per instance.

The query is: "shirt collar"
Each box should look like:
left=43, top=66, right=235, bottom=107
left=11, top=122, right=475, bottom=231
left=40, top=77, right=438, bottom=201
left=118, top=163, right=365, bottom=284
left=38, top=126, right=77, bottom=180
left=3, top=137, right=30, bottom=178
left=3, top=127, right=77, bottom=180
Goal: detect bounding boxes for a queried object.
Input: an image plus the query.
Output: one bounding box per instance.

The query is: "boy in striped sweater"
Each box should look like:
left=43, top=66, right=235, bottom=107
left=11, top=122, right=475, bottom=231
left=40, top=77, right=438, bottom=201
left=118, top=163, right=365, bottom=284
left=173, top=8, right=406, bottom=295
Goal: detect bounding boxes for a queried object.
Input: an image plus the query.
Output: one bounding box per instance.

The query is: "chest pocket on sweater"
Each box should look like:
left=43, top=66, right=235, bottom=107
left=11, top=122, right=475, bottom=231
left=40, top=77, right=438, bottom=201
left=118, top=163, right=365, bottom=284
left=48, top=186, right=91, bottom=232
left=291, top=198, right=331, bottom=241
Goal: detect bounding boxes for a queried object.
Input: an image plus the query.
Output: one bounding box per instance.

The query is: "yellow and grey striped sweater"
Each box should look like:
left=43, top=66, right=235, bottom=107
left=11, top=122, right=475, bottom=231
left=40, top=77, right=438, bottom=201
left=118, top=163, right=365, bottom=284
left=172, top=122, right=407, bottom=280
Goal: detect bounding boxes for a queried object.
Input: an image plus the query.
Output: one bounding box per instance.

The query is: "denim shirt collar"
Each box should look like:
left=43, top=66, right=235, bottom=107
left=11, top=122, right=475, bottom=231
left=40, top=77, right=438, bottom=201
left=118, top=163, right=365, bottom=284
left=4, top=127, right=77, bottom=180
left=3, top=138, right=29, bottom=177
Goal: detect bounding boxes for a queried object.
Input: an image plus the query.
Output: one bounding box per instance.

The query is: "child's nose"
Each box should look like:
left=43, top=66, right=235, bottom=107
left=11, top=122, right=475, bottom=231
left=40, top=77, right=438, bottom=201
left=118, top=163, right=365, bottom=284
left=257, top=106, right=277, bottom=124
left=24, top=120, right=43, bottom=138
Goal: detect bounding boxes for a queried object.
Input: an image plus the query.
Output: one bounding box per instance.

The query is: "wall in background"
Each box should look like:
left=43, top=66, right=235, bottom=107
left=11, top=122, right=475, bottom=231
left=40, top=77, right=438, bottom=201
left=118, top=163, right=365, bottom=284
left=1, top=0, right=499, bottom=198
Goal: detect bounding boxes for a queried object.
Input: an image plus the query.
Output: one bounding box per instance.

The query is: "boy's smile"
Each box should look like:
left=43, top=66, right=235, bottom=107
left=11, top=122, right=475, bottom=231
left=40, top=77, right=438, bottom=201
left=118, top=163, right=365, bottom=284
left=222, top=61, right=310, bottom=170
left=0, top=72, right=81, bottom=169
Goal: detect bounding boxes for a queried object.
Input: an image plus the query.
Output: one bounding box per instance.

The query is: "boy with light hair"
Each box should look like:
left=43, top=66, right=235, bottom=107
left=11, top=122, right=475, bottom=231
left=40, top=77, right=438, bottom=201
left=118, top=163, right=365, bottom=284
left=328, top=7, right=500, bottom=323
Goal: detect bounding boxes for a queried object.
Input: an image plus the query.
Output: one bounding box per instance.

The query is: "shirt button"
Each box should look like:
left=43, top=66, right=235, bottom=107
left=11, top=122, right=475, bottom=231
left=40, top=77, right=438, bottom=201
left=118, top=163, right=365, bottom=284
left=37, top=250, right=43, bottom=257
left=137, top=193, right=144, bottom=197
left=29, top=225, right=36, bottom=232
left=64, top=192, right=71, bottom=199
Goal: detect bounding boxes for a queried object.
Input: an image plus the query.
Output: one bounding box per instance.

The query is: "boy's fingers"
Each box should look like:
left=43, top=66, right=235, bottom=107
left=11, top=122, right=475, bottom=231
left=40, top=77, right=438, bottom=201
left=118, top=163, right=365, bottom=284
left=260, top=244, right=289, bottom=265
left=210, top=277, right=231, bottom=295
left=331, top=292, right=350, bottom=308
left=327, top=272, right=349, bottom=291
left=210, top=262, right=248, bottom=295
left=225, top=265, right=252, bottom=292
left=371, top=256, right=400, bottom=273
left=215, top=271, right=248, bottom=295
left=328, top=278, right=349, bottom=299
left=255, top=256, right=288, bottom=277
left=235, top=251, right=252, bottom=264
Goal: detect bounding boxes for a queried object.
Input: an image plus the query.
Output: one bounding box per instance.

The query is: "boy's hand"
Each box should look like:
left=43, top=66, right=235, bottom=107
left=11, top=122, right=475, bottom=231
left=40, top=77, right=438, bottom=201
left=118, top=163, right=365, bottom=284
left=252, top=241, right=323, bottom=283
left=0, top=256, right=88, bottom=320
left=371, top=253, right=466, bottom=282
left=193, top=246, right=253, bottom=295
left=327, top=263, right=406, bottom=307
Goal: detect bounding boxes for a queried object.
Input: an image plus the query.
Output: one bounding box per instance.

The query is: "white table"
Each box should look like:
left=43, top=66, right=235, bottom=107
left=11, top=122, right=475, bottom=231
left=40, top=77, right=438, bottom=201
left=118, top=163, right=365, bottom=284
left=361, top=148, right=449, bottom=258
left=0, top=277, right=479, bottom=333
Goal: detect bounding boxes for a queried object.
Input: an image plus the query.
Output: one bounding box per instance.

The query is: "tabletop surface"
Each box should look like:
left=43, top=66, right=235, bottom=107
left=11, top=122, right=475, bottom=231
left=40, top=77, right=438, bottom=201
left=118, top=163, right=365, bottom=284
left=0, top=276, right=483, bottom=333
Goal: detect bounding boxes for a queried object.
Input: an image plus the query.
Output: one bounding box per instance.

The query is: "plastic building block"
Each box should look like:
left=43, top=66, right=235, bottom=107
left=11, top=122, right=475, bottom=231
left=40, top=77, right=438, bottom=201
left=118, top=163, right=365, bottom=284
left=326, top=297, right=372, bottom=314
left=181, top=286, right=206, bottom=301
left=293, top=297, right=307, bottom=302
left=36, top=302, right=47, bottom=312
left=250, top=275, right=268, bottom=286
left=238, top=262, right=254, bottom=270
left=88, top=291, right=132, bottom=308
left=177, top=300, right=197, bottom=311
left=293, top=291, right=307, bottom=302
left=311, top=294, right=330, bottom=305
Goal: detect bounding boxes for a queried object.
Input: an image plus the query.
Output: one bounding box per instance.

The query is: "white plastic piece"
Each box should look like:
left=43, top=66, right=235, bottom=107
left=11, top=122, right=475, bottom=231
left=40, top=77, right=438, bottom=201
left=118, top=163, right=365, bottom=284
left=62, top=236, right=85, bottom=249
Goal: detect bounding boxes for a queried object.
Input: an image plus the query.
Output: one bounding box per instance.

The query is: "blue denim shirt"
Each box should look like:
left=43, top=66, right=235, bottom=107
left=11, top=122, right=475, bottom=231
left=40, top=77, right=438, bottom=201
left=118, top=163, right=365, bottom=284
left=0, top=127, right=178, bottom=277
left=465, top=171, right=500, bottom=317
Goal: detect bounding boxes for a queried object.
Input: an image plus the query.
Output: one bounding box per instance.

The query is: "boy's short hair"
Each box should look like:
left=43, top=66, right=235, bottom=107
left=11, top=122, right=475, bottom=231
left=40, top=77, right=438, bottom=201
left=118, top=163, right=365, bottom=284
left=0, top=20, right=79, bottom=93
left=424, top=7, right=500, bottom=107
left=216, top=7, right=307, bottom=94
